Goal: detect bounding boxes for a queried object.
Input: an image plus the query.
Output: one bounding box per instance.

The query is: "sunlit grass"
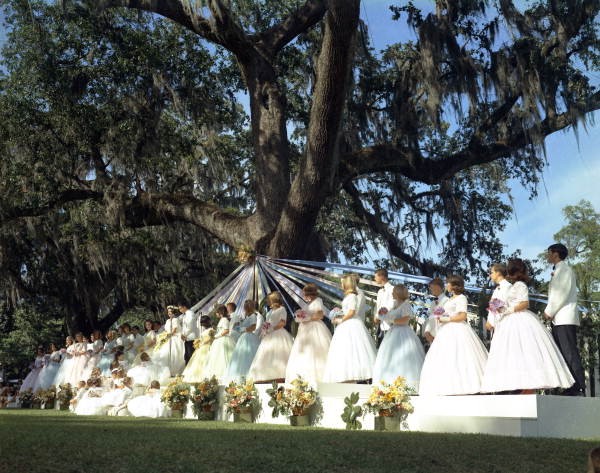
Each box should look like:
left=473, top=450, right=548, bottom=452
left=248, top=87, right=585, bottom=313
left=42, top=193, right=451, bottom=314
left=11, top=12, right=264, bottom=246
left=1, top=410, right=597, bottom=473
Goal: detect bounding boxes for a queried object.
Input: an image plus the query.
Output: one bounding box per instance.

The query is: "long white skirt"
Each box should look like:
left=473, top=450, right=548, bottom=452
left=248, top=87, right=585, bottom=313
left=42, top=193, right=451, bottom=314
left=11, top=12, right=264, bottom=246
left=372, top=325, right=425, bottom=389
left=419, top=321, right=488, bottom=396
left=203, top=336, right=236, bottom=381
left=248, top=328, right=293, bottom=382
left=53, top=357, right=74, bottom=386
left=481, top=310, right=574, bottom=392
left=322, top=319, right=376, bottom=383
left=153, top=336, right=185, bottom=377
left=127, top=392, right=167, bottom=418
left=34, top=362, right=61, bottom=391
left=285, top=320, right=332, bottom=385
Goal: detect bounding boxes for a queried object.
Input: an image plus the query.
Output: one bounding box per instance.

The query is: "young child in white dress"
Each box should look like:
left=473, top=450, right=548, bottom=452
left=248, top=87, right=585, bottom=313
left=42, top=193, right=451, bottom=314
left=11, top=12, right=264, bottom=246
left=203, top=305, right=236, bottom=381
left=127, top=380, right=166, bottom=418
left=481, top=259, right=574, bottom=393
left=248, top=291, right=293, bottom=383
left=419, top=275, right=488, bottom=396
left=323, top=275, right=377, bottom=383
left=372, top=285, right=425, bottom=389
left=285, top=284, right=332, bottom=385
left=225, top=300, right=263, bottom=383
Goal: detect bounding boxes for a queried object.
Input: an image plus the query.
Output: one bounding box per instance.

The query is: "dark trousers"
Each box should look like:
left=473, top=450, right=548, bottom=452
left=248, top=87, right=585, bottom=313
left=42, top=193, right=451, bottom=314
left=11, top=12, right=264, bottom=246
left=184, top=340, right=195, bottom=364
left=552, top=324, right=586, bottom=393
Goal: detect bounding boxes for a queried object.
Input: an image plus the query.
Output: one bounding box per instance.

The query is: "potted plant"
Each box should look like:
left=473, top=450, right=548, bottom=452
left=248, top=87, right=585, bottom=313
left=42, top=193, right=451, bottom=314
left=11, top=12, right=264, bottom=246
left=224, top=378, right=259, bottom=423
left=191, top=376, right=220, bottom=420
left=18, top=389, right=34, bottom=408
left=56, top=383, right=73, bottom=410
left=161, top=377, right=191, bottom=418
left=267, top=377, right=317, bottom=426
left=363, top=377, right=415, bottom=431
left=37, top=387, right=57, bottom=409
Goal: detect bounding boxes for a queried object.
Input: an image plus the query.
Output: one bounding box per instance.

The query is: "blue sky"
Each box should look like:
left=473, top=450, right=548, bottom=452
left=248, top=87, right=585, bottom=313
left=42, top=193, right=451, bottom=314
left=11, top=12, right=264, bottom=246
left=1, top=3, right=598, bottom=269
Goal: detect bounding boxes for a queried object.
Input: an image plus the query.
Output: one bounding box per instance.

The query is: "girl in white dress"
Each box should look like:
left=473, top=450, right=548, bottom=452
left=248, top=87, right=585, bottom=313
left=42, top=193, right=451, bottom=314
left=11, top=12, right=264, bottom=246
left=182, top=316, right=215, bottom=383
left=20, top=347, right=45, bottom=393
left=481, top=259, right=574, bottom=393
left=372, top=285, right=425, bottom=388
left=75, top=377, right=106, bottom=416
left=323, top=275, right=377, bottom=383
left=68, top=333, right=90, bottom=387
left=285, top=284, right=332, bottom=385
left=484, top=264, right=512, bottom=333
left=82, top=330, right=104, bottom=380
left=225, top=300, right=263, bottom=383
left=143, top=319, right=157, bottom=352
left=127, top=380, right=167, bottom=418
left=203, top=305, right=236, bottom=380
left=248, top=291, right=294, bottom=383
left=53, top=336, right=75, bottom=386
left=34, top=344, right=62, bottom=391
left=153, top=307, right=185, bottom=376
left=419, top=275, right=488, bottom=396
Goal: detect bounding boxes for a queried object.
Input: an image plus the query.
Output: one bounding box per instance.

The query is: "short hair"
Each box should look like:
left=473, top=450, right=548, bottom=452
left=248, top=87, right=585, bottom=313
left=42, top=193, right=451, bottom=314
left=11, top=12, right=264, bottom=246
left=243, top=300, right=257, bottom=313
left=375, top=268, right=388, bottom=279
left=226, top=302, right=237, bottom=311
left=303, top=283, right=319, bottom=298
left=507, top=259, right=530, bottom=284
left=150, top=380, right=160, bottom=390
left=446, top=275, right=465, bottom=295
left=199, top=315, right=212, bottom=328
left=548, top=243, right=568, bottom=260
left=341, top=275, right=358, bottom=294
left=490, top=263, right=507, bottom=277
left=267, top=291, right=283, bottom=306
left=393, top=284, right=409, bottom=302
left=215, top=305, right=229, bottom=318
left=348, top=273, right=361, bottom=284
left=428, top=277, right=444, bottom=289
left=140, top=352, right=150, bottom=362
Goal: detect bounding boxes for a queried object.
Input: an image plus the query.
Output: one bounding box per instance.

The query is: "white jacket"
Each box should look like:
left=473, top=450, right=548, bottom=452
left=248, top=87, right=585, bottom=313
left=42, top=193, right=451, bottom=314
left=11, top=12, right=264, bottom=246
left=545, top=260, right=579, bottom=326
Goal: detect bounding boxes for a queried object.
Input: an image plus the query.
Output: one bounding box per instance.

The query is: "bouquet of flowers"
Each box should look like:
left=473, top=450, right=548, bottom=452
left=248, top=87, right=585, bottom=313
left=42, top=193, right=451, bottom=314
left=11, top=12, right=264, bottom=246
left=224, top=378, right=259, bottom=414
left=432, top=306, right=446, bottom=318
left=328, top=307, right=343, bottom=322
left=487, top=298, right=506, bottom=316
left=267, top=377, right=318, bottom=417
left=56, top=383, right=74, bottom=405
left=363, top=377, right=415, bottom=422
left=260, top=321, right=272, bottom=337
left=294, top=309, right=310, bottom=323
left=153, top=331, right=171, bottom=351
left=160, top=376, right=191, bottom=409
left=18, top=389, right=34, bottom=406
left=191, top=376, right=220, bottom=415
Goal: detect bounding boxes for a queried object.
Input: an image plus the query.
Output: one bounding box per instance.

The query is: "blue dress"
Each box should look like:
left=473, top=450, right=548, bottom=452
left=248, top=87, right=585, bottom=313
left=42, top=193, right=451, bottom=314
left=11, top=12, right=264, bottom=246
left=224, top=312, right=263, bottom=383
left=372, top=301, right=425, bottom=389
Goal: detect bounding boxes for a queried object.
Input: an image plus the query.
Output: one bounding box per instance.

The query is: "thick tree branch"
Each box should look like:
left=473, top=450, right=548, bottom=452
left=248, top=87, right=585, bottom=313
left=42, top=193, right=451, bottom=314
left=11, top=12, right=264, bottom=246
left=341, top=91, right=600, bottom=185
left=256, top=0, right=327, bottom=56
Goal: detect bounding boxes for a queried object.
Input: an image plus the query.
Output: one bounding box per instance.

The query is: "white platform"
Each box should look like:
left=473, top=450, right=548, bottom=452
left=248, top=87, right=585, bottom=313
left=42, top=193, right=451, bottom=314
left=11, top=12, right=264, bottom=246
left=192, top=383, right=600, bottom=439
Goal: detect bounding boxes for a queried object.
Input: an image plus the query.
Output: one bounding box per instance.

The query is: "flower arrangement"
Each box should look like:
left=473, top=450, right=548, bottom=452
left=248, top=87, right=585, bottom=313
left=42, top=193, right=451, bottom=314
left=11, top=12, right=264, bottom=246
left=267, top=377, right=318, bottom=417
left=56, top=383, right=74, bottom=405
left=153, top=331, right=172, bottom=351
left=432, top=306, right=446, bottom=318
left=224, top=378, right=259, bottom=414
left=18, top=388, right=34, bottom=406
left=328, top=307, right=343, bottom=321
left=34, top=388, right=56, bottom=404
left=363, top=377, right=415, bottom=421
left=294, top=309, right=310, bottom=323
left=487, top=298, right=506, bottom=315
left=260, top=321, right=272, bottom=337
left=160, top=376, right=191, bottom=409
left=191, top=376, right=220, bottom=415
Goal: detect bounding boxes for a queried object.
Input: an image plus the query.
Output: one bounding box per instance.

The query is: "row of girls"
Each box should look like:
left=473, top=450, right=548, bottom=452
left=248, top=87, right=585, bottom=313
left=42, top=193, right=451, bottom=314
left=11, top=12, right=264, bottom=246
left=179, top=259, right=575, bottom=395
left=19, top=258, right=576, bottom=398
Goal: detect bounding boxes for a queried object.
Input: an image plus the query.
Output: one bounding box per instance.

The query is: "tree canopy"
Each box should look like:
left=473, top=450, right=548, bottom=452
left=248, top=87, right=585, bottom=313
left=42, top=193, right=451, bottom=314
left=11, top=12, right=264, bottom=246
left=0, top=0, right=599, bottom=332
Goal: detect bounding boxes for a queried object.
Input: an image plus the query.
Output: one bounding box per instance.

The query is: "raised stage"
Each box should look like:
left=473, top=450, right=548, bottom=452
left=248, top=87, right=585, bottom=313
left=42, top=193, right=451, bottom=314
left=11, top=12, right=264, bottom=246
left=190, top=383, right=600, bottom=439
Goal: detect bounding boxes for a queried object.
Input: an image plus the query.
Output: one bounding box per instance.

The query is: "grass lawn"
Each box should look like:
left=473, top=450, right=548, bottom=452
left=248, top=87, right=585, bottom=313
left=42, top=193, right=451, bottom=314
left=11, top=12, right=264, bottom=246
left=0, top=410, right=597, bottom=473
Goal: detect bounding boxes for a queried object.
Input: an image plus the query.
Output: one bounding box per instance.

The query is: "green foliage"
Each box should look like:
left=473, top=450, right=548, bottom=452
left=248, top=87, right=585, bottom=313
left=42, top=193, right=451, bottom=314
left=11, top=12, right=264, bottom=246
left=341, top=391, right=363, bottom=431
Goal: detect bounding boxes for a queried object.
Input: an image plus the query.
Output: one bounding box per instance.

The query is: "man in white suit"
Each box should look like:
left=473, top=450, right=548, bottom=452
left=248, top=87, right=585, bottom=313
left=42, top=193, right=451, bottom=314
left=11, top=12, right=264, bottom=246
left=543, top=243, right=585, bottom=396
left=374, top=268, right=394, bottom=347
